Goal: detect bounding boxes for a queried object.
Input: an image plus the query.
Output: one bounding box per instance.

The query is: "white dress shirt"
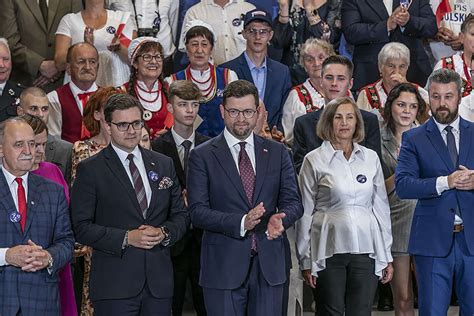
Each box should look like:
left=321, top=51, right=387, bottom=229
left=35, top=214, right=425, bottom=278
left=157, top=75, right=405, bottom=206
left=179, top=0, right=256, bottom=65
left=171, top=127, right=195, bottom=168
left=0, top=82, right=6, bottom=95
left=223, top=128, right=256, bottom=236
left=111, top=143, right=152, bottom=208
left=0, top=168, right=29, bottom=266
left=296, top=141, right=393, bottom=278
left=47, top=81, right=98, bottom=138
left=433, top=116, right=463, bottom=224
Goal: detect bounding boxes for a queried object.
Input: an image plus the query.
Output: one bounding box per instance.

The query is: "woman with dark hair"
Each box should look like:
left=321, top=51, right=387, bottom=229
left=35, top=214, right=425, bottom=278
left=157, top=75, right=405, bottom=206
left=166, top=20, right=238, bottom=137
left=70, top=86, right=125, bottom=315
left=380, top=82, right=426, bottom=316
left=21, top=114, right=77, bottom=316
left=126, top=37, right=172, bottom=139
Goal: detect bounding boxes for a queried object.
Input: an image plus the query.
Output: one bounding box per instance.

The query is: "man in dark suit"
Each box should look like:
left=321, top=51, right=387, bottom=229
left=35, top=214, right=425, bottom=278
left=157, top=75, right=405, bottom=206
left=221, top=9, right=292, bottom=131
left=187, top=80, right=303, bottom=315
left=0, top=0, right=82, bottom=92
left=71, top=94, right=189, bottom=315
left=396, top=69, right=474, bottom=314
left=293, top=55, right=381, bottom=172
left=0, top=117, right=74, bottom=316
left=17, top=87, right=72, bottom=184
left=341, top=0, right=437, bottom=93
left=152, top=80, right=209, bottom=316
left=0, top=38, right=23, bottom=122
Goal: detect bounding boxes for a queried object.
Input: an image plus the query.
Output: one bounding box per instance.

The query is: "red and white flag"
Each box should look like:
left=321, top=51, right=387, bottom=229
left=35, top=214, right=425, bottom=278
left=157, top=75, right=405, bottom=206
left=116, top=12, right=132, bottom=47
left=431, top=0, right=453, bottom=27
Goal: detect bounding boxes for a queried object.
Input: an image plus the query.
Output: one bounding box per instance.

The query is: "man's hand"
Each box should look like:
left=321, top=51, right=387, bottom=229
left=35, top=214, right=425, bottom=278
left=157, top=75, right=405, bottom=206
left=447, top=36, right=462, bottom=51
left=270, top=126, right=286, bottom=143
left=84, top=26, right=94, bottom=44
left=39, top=60, right=59, bottom=79
left=5, top=240, right=43, bottom=268
left=108, top=33, right=121, bottom=52
left=33, top=75, right=52, bottom=88
left=21, top=241, right=52, bottom=272
left=389, top=73, right=407, bottom=85
left=302, top=269, right=316, bottom=288
left=267, top=213, right=286, bottom=240
left=447, top=169, right=466, bottom=189
left=128, top=225, right=165, bottom=249
left=387, top=13, right=398, bottom=32
left=381, top=263, right=394, bottom=284
left=393, top=6, right=410, bottom=27
left=436, top=27, right=454, bottom=43
left=244, top=202, right=265, bottom=231
left=452, top=165, right=474, bottom=190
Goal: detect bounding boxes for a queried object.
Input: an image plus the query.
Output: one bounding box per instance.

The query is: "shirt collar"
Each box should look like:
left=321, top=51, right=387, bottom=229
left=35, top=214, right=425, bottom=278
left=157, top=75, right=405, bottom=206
left=69, top=80, right=98, bottom=96
left=171, top=127, right=195, bottom=146
left=433, top=115, right=460, bottom=135
left=0, top=82, right=6, bottom=95
left=1, top=166, right=29, bottom=186
left=111, top=142, right=142, bottom=164
left=223, top=128, right=254, bottom=150
left=321, top=140, right=364, bottom=164
left=244, top=52, right=267, bottom=71
left=206, top=0, right=237, bottom=6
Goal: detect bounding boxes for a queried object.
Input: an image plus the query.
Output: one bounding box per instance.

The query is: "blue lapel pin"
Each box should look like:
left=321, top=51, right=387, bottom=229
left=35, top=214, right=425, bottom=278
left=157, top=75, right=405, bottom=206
left=9, top=211, right=21, bottom=223
left=148, top=171, right=159, bottom=182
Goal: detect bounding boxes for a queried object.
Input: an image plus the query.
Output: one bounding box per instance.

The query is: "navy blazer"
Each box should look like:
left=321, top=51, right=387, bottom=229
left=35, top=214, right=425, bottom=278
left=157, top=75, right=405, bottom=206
left=292, top=107, right=382, bottom=172
left=0, top=80, right=23, bottom=122
left=71, top=145, right=189, bottom=301
left=396, top=117, right=474, bottom=257
left=342, top=0, right=437, bottom=91
left=0, top=171, right=74, bottom=316
left=221, top=53, right=292, bottom=130
left=187, top=133, right=303, bottom=290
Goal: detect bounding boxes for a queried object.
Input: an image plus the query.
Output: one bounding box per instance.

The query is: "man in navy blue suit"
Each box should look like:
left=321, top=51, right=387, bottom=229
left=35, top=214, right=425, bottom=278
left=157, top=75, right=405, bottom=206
left=221, top=9, right=292, bottom=131
left=0, top=117, right=74, bottom=316
left=396, top=69, right=474, bottom=315
left=187, top=80, right=303, bottom=315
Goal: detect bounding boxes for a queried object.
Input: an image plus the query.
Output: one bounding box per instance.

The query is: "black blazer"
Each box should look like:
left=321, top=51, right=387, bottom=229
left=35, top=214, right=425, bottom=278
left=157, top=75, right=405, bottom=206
left=0, top=80, right=23, bottom=122
left=151, top=130, right=210, bottom=188
left=293, top=108, right=382, bottom=172
left=70, top=145, right=189, bottom=301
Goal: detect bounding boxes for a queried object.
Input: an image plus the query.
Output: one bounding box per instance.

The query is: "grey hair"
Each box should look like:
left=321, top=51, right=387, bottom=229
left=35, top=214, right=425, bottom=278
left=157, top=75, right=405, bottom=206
left=0, top=37, right=10, bottom=56
left=0, top=117, right=28, bottom=144
left=378, top=42, right=410, bottom=67
left=426, top=68, right=463, bottom=97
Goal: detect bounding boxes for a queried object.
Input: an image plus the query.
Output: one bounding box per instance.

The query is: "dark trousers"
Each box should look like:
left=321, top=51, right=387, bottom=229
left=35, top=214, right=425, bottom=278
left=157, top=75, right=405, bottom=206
left=414, top=231, right=474, bottom=315
left=93, top=282, right=172, bottom=316
left=203, top=255, right=284, bottom=316
left=314, top=254, right=378, bottom=316
left=172, top=236, right=206, bottom=316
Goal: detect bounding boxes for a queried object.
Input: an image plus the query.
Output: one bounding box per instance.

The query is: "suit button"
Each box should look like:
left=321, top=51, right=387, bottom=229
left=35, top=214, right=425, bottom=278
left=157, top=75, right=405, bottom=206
left=450, top=209, right=455, bottom=213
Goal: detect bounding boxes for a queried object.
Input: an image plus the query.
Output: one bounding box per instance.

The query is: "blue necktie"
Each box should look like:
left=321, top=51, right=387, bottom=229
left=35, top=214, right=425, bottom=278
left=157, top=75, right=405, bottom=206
left=445, top=126, right=458, bottom=168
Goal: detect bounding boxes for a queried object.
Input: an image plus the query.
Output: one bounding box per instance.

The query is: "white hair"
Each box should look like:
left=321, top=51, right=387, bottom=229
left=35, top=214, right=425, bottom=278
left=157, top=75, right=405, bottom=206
left=0, top=38, right=11, bottom=56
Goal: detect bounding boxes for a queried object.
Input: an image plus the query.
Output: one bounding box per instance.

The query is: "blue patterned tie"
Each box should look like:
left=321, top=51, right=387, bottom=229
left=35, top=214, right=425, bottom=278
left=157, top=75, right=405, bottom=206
left=445, top=126, right=458, bottom=168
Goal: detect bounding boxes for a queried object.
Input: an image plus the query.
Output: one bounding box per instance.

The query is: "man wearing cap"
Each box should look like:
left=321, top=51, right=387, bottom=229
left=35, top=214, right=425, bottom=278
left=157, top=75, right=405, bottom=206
left=221, top=9, right=292, bottom=131
left=47, top=42, right=99, bottom=143
left=0, top=38, right=24, bottom=123
left=179, top=0, right=256, bottom=66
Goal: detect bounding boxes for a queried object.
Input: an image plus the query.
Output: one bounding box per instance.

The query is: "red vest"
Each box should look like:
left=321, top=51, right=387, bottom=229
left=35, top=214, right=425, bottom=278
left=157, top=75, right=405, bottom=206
left=56, top=83, right=83, bottom=143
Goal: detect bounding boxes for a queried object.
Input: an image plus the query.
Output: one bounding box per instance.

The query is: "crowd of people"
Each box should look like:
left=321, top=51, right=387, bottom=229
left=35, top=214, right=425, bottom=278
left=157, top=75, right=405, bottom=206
left=0, top=0, right=473, bottom=316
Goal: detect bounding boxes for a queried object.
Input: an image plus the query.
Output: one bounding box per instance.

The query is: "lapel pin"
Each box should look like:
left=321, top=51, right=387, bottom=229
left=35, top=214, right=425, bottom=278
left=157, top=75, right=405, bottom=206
left=31, top=201, right=35, bottom=205
left=148, top=171, right=159, bottom=182
left=356, top=174, right=367, bottom=184
left=151, top=162, right=156, bottom=166
left=263, top=148, right=268, bottom=153
left=9, top=211, right=21, bottom=223
left=8, top=89, right=15, bottom=96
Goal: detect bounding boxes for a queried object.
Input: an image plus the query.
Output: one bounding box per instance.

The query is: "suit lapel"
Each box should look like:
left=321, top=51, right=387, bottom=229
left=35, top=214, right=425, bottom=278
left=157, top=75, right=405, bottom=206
left=366, top=0, right=389, bottom=20
left=25, top=0, right=47, bottom=32
left=262, top=59, right=272, bottom=104
left=47, top=0, right=60, bottom=32
left=211, top=134, right=250, bottom=207
left=141, top=148, right=160, bottom=216
left=162, top=132, right=185, bottom=185
left=252, top=136, right=270, bottom=205
left=238, top=54, right=254, bottom=84
left=381, top=127, right=398, bottom=164
left=458, top=118, right=472, bottom=167
left=426, top=118, right=454, bottom=170
left=103, top=146, right=144, bottom=218
left=23, top=174, right=41, bottom=236
left=0, top=171, right=23, bottom=236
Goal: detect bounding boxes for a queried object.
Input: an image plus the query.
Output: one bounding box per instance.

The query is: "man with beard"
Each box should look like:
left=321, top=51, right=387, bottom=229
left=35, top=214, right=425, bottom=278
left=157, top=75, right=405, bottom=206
left=47, top=42, right=99, bottom=143
left=396, top=68, right=474, bottom=314
left=187, top=79, right=303, bottom=315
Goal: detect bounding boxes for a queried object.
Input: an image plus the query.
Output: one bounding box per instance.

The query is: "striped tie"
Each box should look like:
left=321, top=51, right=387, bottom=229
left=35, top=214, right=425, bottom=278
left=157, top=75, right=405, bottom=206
left=127, top=154, right=148, bottom=218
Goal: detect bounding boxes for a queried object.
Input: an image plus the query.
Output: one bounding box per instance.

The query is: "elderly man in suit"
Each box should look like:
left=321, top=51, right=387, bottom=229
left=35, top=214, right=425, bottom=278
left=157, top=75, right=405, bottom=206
left=292, top=55, right=381, bottom=172
left=0, top=0, right=82, bottom=92
left=396, top=69, right=474, bottom=315
left=221, top=9, right=292, bottom=131
left=71, top=94, right=189, bottom=315
left=187, top=79, right=303, bottom=316
left=152, top=80, right=209, bottom=316
left=17, top=87, right=72, bottom=184
left=0, top=117, right=74, bottom=316
left=0, top=38, right=23, bottom=122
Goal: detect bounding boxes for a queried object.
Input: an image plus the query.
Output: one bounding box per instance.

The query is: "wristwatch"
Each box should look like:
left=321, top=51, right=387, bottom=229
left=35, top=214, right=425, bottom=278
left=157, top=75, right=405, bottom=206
left=160, top=226, right=171, bottom=246
left=47, top=255, right=54, bottom=269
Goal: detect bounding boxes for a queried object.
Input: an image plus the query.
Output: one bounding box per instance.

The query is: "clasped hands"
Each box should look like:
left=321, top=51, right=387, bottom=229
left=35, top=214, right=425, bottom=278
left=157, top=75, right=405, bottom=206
left=6, top=240, right=52, bottom=272
left=244, top=202, right=286, bottom=240
left=387, top=6, right=410, bottom=31
left=448, top=165, right=474, bottom=190
left=128, top=225, right=166, bottom=250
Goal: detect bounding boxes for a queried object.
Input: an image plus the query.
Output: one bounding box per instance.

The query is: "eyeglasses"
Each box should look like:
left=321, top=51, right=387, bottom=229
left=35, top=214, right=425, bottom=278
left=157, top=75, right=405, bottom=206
left=224, top=108, right=257, bottom=119
left=138, top=54, right=163, bottom=62
left=245, top=28, right=272, bottom=37
left=111, top=120, right=144, bottom=131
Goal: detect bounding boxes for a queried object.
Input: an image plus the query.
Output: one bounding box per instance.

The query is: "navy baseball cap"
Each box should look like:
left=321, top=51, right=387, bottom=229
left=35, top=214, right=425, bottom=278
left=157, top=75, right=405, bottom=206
left=243, top=9, right=273, bottom=28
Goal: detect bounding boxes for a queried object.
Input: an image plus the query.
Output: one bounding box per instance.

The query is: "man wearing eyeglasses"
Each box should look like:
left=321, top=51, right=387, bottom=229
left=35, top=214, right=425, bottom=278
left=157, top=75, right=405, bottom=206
left=47, top=42, right=99, bottom=143
left=71, top=94, right=189, bottom=315
left=221, top=9, right=292, bottom=133
left=187, top=79, right=303, bottom=316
